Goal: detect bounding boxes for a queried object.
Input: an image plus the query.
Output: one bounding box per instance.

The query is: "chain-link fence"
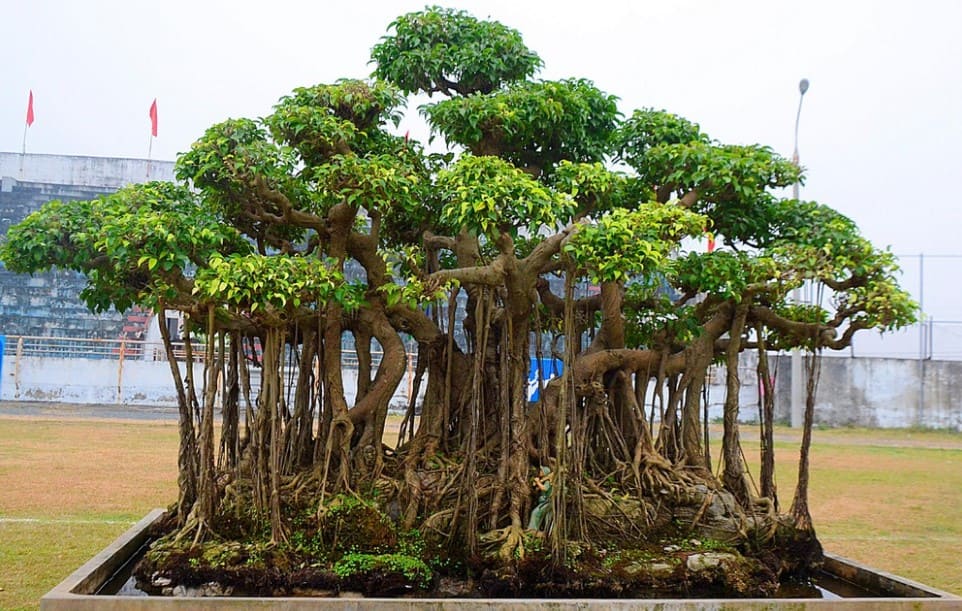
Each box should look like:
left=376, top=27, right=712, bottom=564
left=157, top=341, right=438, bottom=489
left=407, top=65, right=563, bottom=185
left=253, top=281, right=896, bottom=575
left=841, top=254, right=962, bottom=361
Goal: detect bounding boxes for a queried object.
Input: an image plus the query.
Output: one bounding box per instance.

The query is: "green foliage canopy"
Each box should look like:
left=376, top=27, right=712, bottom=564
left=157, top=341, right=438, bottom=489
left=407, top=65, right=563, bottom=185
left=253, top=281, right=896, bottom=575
left=371, top=6, right=542, bottom=96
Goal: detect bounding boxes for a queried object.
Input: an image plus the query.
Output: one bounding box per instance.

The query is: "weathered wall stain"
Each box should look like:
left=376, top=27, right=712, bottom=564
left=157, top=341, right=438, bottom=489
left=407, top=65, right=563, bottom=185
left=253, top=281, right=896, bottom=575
left=0, top=153, right=174, bottom=339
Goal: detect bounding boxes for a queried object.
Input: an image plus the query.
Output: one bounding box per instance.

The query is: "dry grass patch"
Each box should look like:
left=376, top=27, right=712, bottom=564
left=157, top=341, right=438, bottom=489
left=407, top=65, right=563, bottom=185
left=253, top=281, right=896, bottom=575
left=0, top=418, right=178, bottom=518
left=1, top=416, right=959, bottom=609
left=738, top=430, right=962, bottom=595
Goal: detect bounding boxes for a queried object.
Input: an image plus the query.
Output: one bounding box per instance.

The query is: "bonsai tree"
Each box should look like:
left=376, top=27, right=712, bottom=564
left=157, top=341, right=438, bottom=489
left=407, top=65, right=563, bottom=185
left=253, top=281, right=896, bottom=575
left=1, top=7, right=915, bottom=597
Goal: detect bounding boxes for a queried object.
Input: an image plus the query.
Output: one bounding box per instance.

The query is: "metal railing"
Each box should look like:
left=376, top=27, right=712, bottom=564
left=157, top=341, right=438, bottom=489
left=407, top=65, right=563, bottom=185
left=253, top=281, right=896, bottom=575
left=2, top=335, right=202, bottom=362
left=1, top=335, right=417, bottom=367
left=1, top=335, right=420, bottom=407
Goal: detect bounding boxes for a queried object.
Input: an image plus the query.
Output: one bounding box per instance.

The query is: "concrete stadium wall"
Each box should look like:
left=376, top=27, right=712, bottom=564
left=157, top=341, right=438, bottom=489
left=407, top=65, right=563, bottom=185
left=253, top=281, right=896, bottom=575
left=0, top=353, right=413, bottom=410
left=2, top=355, right=183, bottom=405
left=0, top=153, right=175, bottom=339
left=772, top=355, right=962, bottom=430
left=0, top=152, right=174, bottom=189
left=3, top=350, right=961, bottom=430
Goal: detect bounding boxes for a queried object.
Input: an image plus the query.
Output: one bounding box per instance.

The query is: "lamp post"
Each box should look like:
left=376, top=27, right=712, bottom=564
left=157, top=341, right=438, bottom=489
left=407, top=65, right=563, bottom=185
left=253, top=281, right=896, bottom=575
left=790, top=78, right=809, bottom=428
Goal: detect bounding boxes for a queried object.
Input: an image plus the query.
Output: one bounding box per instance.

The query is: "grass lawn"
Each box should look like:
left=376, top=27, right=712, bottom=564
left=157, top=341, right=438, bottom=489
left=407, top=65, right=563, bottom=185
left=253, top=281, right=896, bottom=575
left=0, top=417, right=178, bottom=610
left=737, top=425, right=962, bottom=596
left=0, top=415, right=959, bottom=609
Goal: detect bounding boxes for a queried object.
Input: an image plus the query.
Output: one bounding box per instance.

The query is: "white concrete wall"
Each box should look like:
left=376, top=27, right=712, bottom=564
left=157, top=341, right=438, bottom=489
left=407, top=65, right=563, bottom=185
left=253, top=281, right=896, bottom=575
left=1, top=355, right=183, bottom=405
left=772, top=355, right=962, bottom=430
left=2, top=351, right=960, bottom=430
left=1, top=354, right=415, bottom=411
left=0, top=152, right=174, bottom=188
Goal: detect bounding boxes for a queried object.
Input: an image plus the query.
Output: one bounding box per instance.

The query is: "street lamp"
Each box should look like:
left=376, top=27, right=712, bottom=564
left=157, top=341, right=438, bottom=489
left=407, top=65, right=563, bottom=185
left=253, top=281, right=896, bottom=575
left=790, top=78, right=809, bottom=428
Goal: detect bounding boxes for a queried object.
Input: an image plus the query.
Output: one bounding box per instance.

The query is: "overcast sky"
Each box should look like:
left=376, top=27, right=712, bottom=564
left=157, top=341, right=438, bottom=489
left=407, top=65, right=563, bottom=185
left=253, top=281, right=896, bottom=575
left=3, top=0, right=961, bottom=318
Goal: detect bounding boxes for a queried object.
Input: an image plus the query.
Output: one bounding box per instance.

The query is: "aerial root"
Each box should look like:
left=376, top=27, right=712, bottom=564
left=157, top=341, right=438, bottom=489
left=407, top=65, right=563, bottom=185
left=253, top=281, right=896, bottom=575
left=281, top=470, right=319, bottom=505
left=477, top=523, right=527, bottom=561
left=689, top=489, right=714, bottom=530
left=476, top=524, right=526, bottom=561
left=498, top=524, right=525, bottom=561
left=751, top=496, right=780, bottom=543
left=638, top=456, right=686, bottom=498
left=169, top=507, right=212, bottom=548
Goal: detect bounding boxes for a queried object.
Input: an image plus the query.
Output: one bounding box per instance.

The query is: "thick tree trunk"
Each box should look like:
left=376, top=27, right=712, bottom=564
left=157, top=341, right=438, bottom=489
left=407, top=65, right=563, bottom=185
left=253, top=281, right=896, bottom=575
left=680, top=352, right=709, bottom=469
left=791, top=350, right=821, bottom=530
left=587, top=281, right=624, bottom=352
left=319, top=203, right=356, bottom=497
left=321, top=301, right=354, bottom=494
left=721, top=303, right=751, bottom=508
left=263, top=326, right=286, bottom=544
left=354, top=327, right=373, bottom=404
left=218, top=330, right=240, bottom=471
left=351, top=309, right=407, bottom=478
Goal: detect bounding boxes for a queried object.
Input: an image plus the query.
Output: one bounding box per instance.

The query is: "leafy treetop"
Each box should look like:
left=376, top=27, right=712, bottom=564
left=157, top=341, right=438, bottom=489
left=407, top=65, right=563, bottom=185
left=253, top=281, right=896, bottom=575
left=371, top=6, right=543, bottom=96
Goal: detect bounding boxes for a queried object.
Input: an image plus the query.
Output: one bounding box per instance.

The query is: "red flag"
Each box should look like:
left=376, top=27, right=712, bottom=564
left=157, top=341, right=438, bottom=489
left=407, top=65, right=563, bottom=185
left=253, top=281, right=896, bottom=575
left=149, top=99, right=158, bottom=137
left=706, top=232, right=716, bottom=253
left=26, top=90, right=35, bottom=127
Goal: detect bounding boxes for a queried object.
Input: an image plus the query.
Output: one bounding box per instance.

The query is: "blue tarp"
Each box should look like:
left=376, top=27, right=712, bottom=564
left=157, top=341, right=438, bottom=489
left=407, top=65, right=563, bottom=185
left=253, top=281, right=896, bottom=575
left=527, top=357, right=563, bottom=402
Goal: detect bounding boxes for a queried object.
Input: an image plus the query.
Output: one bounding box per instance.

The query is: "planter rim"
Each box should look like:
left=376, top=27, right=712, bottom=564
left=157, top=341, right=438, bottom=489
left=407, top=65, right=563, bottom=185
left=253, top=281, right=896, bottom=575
left=41, top=509, right=961, bottom=609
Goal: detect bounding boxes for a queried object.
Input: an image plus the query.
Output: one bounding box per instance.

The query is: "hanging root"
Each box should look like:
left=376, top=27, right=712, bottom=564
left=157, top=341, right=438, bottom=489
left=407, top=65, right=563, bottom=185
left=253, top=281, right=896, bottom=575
left=634, top=450, right=698, bottom=500
left=478, top=524, right=526, bottom=561
left=420, top=508, right=456, bottom=540
left=280, top=469, right=320, bottom=506
left=169, top=504, right=212, bottom=548
left=499, top=524, right=525, bottom=561
left=750, top=496, right=780, bottom=544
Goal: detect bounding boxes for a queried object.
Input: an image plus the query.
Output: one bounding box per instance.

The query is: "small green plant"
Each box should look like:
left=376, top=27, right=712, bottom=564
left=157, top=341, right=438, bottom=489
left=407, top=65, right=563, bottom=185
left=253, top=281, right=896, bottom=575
left=333, top=553, right=433, bottom=589
left=522, top=531, right=545, bottom=554
left=601, top=550, right=622, bottom=569
left=398, top=528, right=425, bottom=558
left=317, top=494, right=398, bottom=557
left=689, top=537, right=730, bottom=552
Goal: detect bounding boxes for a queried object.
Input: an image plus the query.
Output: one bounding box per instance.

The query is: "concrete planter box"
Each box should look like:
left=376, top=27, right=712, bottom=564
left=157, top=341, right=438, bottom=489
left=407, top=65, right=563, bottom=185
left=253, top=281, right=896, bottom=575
left=42, top=509, right=960, bottom=609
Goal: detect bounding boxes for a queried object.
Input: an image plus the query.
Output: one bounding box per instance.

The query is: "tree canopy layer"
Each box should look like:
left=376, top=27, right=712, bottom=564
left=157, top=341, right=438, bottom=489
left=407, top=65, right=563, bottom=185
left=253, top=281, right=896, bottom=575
left=1, top=6, right=915, bottom=597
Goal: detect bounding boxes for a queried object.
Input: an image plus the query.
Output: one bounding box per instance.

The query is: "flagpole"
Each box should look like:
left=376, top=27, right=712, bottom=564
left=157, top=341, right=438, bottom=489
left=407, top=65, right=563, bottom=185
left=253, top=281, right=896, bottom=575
left=20, top=90, right=33, bottom=178
left=147, top=134, right=153, bottom=179
left=147, top=98, right=157, bottom=180
left=20, top=122, right=28, bottom=178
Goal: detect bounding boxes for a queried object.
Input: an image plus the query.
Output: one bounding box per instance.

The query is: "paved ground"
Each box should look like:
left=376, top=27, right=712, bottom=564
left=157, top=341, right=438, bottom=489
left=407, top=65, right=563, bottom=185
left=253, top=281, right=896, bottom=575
left=0, top=400, right=178, bottom=421
left=2, top=399, right=961, bottom=450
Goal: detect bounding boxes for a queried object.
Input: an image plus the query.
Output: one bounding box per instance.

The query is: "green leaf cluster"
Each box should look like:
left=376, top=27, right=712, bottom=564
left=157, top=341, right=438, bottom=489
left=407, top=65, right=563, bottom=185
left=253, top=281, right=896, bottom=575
left=437, top=154, right=573, bottom=240
left=644, top=142, right=799, bottom=244
left=266, top=80, right=405, bottom=163
left=614, top=108, right=708, bottom=168
left=565, top=203, right=705, bottom=283
left=194, top=254, right=359, bottom=319
left=616, top=109, right=802, bottom=245
left=176, top=118, right=310, bottom=247
left=675, top=251, right=755, bottom=302
left=310, top=153, right=422, bottom=217
left=377, top=276, right=457, bottom=310
left=423, top=78, right=618, bottom=172
left=371, top=6, right=542, bottom=96
left=623, top=281, right=701, bottom=347
left=332, top=552, right=433, bottom=589
left=1, top=182, right=247, bottom=312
